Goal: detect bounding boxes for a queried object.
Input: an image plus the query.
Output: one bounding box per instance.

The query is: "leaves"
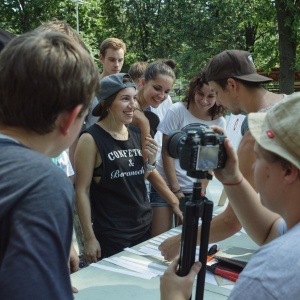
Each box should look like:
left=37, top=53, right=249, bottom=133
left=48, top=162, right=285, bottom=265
left=0, top=0, right=299, bottom=87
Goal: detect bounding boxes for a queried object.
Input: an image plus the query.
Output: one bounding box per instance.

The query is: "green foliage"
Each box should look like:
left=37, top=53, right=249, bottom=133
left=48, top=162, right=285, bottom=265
left=0, top=0, right=299, bottom=83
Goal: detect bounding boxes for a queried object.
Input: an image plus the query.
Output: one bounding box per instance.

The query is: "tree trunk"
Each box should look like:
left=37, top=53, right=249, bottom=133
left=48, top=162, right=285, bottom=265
left=275, top=0, right=296, bottom=94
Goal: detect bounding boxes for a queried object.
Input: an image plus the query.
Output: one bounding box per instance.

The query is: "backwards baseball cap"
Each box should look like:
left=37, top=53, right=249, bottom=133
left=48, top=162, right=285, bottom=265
left=248, top=92, right=300, bottom=169
left=205, top=50, right=272, bottom=83
left=92, top=73, right=136, bottom=116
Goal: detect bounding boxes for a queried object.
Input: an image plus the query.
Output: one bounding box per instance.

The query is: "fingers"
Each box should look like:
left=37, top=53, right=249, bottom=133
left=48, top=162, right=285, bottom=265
left=188, top=261, right=202, bottom=279
left=210, top=125, right=225, bottom=134
left=166, top=256, right=180, bottom=273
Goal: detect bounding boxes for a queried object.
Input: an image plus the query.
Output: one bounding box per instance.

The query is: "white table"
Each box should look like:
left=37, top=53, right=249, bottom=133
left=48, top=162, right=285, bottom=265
left=71, top=228, right=258, bottom=300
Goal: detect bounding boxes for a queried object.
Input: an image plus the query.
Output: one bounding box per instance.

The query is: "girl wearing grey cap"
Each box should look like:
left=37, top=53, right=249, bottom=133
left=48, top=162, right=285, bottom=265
left=75, top=73, right=158, bottom=261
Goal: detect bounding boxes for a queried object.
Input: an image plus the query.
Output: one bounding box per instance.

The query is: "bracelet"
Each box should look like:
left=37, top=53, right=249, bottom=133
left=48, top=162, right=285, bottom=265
left=223, top=176, right=244, bottom=186
left=171, top=187, right=182, bottom=194
left=144, top=159, right=157, bottom=170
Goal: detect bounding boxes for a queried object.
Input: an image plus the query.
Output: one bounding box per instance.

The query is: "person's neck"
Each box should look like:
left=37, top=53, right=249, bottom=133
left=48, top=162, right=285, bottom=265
left=98, top=118, right=128, bottom=140
left=0, top=126, right=59, bottom=156
left=136, top=90, right=148, bottom=110
left=99, top=71, right=109, bottom=80
left=241, top=87, right=284, bottom=113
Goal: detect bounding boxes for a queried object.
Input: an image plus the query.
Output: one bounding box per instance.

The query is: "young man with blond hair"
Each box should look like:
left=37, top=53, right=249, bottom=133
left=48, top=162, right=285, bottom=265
left=99, top=37, right=126, bottom=79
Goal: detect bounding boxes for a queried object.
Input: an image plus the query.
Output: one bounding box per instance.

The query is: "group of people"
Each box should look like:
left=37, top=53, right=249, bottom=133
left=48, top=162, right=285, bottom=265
left=1, top=19, right=299, bottom=300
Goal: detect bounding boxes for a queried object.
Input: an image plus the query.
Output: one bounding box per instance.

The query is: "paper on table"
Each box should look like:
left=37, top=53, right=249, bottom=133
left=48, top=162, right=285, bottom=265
left=104, top=257, right=162, bottom=276
left=90, top=263, right=154, bottom=279
left=138, top=245, right=165, bottom=259
left=120, top=256, right=168, bottom=270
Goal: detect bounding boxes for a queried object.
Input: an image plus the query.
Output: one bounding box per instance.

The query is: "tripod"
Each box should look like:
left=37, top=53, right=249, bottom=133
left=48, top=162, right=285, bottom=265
left=178, top=170, right=213, bottom=300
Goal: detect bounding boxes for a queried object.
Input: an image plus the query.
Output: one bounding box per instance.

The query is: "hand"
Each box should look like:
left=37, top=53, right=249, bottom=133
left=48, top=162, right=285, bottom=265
left=210, top=126, right=243, bottom=184
left=159, top=234, right=181, bottom=261
left=171, top=203, right=183, bottom=224
left=69, top=244, right=80, bottom=294
left=83, top=238, right=101, bottom=263
left=69, top=243, right=79, bottom=273
left=145, top=135, right=158, bottom=165
left=160, top=257, right=201, bottom=300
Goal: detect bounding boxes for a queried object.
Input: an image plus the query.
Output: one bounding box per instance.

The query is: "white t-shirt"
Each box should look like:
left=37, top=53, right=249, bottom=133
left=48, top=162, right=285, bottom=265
left=225, top=113, right=246, bottom=151
left=150, top=95, right=173, bottom=158
left=51, top=150, right=74, bottom=177
left=157, top=102, right=226, bottom=193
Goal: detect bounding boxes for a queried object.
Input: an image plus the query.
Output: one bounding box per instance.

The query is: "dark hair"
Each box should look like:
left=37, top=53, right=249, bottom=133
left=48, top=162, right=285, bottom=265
left=144, top=59, right=176, bottom=83
left=97, top=77, right=134, bottom=121
left=182, top=72, right=226, bottom=118
left=0, top=31, right=99, bottom=134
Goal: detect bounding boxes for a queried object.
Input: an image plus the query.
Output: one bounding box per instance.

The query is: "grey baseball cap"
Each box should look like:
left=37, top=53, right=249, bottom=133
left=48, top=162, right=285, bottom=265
left=92, top=73, right=136, bottom=116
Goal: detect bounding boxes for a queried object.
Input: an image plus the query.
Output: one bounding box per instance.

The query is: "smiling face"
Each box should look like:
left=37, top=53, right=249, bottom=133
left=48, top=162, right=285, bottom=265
left=100, top=48, right=125, bottom=77
left=109, top=87, right=137, bottom=125
left=193, top=83, right=216, bottom=113
left=141, top=74, right=174, bottom=109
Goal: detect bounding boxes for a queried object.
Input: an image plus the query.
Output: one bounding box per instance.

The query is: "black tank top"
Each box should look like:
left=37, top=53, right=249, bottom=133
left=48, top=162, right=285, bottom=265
left=86, top=124, right=152, bottom=241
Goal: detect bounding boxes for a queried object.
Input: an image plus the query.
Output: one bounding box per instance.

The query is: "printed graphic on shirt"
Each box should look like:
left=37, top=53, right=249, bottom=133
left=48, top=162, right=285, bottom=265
left=107, top=148, right=144, bottom=179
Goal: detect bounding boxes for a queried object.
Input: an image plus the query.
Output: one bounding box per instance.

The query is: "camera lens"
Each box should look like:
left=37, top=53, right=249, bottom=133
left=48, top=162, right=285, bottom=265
left=164, top=130, right=186, bottom=158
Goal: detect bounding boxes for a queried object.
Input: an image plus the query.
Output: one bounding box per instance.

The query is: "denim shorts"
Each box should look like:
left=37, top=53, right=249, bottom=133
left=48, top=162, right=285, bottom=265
left=149, top=186, right=192, bottom=208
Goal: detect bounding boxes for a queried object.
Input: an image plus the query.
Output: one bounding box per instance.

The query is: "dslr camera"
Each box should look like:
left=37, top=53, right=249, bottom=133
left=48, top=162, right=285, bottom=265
left=164, top=125, right=227, bottom=173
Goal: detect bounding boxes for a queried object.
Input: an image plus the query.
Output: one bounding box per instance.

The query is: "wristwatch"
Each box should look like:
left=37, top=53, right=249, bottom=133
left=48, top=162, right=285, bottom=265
left=145, top=159, right=157, bottom=170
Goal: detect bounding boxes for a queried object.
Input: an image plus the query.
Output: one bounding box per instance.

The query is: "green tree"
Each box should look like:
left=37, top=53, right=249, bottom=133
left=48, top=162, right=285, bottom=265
left=275, top=0, right=299, bottom=93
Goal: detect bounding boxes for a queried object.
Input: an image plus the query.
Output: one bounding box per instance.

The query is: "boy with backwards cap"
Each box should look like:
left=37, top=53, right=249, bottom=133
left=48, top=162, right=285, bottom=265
left=161, top=91, right=300, bottom=300
left=159, top=49, right=286, bottom=260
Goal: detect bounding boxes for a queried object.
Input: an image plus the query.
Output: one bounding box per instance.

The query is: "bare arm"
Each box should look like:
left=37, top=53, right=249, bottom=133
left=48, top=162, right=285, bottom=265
left=159, top=132, right=280, bottom=261
left=131, top=109, right=151, bottom=161
left=213, top=137, right=281, bottom=246
left=162, top=134, right=185, bottom=199
left=75, top=133, right=101, bottom=262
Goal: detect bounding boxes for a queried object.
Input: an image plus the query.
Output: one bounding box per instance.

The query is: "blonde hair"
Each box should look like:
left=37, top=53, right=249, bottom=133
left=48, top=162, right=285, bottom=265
left=99, top=37, right=126, bottom=57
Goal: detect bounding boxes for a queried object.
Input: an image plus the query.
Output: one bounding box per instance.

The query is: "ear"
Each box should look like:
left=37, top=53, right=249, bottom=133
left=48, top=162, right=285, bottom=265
left=99, top=54, right=105, bottom=63
left=284, top=163, right=299, bottom=184
left=227, top=78, right=238, bottom=90
left=140, top=77, right=145, bottom=87
left=59, top=105, right=83, bottom=136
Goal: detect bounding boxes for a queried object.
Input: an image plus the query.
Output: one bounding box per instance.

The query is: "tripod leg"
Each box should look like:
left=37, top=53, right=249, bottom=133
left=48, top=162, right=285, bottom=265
left=178, top=201, right=199, bottom=277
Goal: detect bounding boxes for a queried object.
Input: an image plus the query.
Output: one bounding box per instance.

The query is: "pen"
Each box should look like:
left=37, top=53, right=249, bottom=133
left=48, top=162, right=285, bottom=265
left=207, top=244, right=219, bottom=262
left=207, top=264, right=239, bottom=282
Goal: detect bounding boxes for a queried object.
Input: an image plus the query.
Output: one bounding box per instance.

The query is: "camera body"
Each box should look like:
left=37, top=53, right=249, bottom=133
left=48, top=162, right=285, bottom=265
left=164, top=125, right=226, bottom=172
